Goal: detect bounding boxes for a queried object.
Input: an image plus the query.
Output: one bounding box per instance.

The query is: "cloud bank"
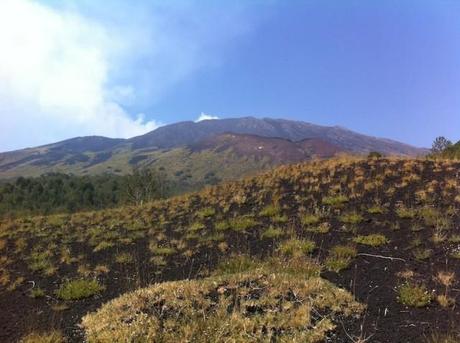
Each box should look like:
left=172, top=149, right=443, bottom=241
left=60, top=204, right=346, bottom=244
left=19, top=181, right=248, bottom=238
left=0, top=0, right=160, bottom=151
left=0, top=0, right=259, bottom=151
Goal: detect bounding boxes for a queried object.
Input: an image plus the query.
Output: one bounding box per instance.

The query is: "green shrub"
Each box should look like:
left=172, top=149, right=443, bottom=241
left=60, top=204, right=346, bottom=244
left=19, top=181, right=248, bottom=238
left=398, top=283, right=431, bottom=307
left=353, top=234, right=388, bottom=246
left=56, top=279, right=104, bottom=300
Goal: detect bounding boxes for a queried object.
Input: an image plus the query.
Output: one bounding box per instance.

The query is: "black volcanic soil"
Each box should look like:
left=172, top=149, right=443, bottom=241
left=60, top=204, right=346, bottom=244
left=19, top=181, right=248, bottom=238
left=1, top=158, right=460, bottom=342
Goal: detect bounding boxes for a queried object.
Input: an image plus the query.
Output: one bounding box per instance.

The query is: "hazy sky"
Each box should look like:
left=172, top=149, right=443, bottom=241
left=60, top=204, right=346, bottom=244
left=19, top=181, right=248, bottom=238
left=1, top=0, right=459, bottom=151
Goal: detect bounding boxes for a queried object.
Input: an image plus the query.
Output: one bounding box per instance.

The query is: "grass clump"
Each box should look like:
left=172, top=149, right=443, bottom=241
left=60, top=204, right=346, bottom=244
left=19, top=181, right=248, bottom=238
left=413, top=248, right=432, bottom=261
left=322, top=195, right=348, bottom=207
left=30, top=287, right=45, bottom=298
left=93, top=241, right=114, bottom=252
left=259, top=204, right=280, bottom=217
left=149, top=243, right=176, bottom=256
left=228, top=216, right=258, bottom=232
left=367, top=205, right=385, bottom=214
left=115, top=252, right=133, bottom=264
left=325, top=245, right=357, bottom=273
left=56, top=279, right=104, bottom=300
left=353, top=234, right=388, bottom=247
left=306, top=222, right=330, bottom=234
left=397, top=283, right=431, bottom=307
left=278, top=238, right=315, bottom=258
left=82, top=259, right=363, bottom=343
left=214, top=255, right=259, bottom=275
left=396, top=206, right=417, bottom=219
left=339, top=212, right=363, bottom=224
left=261, top=226, right=283, bottom=239
left=301, top=214, right=320, bottom=226
left=196, top=207, right=215, bottom=219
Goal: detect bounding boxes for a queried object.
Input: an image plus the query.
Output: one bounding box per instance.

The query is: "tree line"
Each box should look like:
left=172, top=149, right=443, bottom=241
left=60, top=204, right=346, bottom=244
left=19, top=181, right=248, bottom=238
left=0, top=169, right=171, bottom=217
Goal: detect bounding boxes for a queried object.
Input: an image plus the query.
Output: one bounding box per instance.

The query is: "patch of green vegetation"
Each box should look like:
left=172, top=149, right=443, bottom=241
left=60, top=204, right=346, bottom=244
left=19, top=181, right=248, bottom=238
left=259, top=205, right=280, bottom=217
left=228, top=216, right=258, bottom=232
left=30, top=287, right=45, bottom=298
left=271, top=214, right=288, bottom=223
left=306, top=222, right=330, bottom=234
left=353, top=234, right=388, bottom=246
left=322, top=195, right=348, bottom=207
left=278, top=238, right=315, bottom=258
left=413, top=248, right=432, bottom=261
left=149, top=243, right=176, bottom=256
left=367, top=205, right=385, bottom=214
left=396, top=206, right=417, bottom=219
left=339, top=212, right=363, bottom=224
left=93, top=241, right=114, bottom=252
left=215, top=220, right=230, bottom=232
left=56, top=279, right=104, bottom=300
left=397, top=283, right=431, bottom=307
left=28, top=250, right=55, bottom=275
left=261, top=226, right=283, bottom=239
left=214, top=255, right=259, bottom=275
left=196, top=207, right=215, bottom=219
left=301, top=214, right=320, bottom=226
left=188, top=222, right=206, bottom=232
left=325, top=245, right=357, bottom=273
left=115, top=252, right=133, bottom=264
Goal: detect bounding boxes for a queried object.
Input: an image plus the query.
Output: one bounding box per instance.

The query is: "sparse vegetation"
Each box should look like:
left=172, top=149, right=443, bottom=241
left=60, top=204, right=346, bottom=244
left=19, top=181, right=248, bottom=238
left=398, top=283, right=431, bottom=307
left=353, top=234, right=388, bottom=246
left=56, top=279, right=105, bottom=300
left=1, top=157, right=460, bottom=342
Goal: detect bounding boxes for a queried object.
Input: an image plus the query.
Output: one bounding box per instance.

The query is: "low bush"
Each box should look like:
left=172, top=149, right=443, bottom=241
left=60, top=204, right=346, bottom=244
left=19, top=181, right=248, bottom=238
left=56, top=279, right=104, bottom=300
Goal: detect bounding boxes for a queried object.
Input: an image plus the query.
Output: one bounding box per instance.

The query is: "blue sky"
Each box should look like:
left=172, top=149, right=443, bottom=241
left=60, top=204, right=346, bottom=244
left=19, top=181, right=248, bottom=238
left=1, top=0, right=459, bottom=151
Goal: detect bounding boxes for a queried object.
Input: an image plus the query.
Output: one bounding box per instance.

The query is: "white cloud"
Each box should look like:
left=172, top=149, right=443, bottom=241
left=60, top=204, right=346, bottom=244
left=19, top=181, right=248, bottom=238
left=0, top=0, right=159, bottom=151
left=0, top=0, right=264, bottom=151
left=195, top=113, right=220, bottom=122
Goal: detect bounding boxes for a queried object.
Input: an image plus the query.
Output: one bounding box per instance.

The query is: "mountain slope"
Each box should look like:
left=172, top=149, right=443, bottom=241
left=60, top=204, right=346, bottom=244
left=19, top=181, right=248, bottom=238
left=129, top=117, right=425, bottom=155
left=1, top=158, right=459, bottom=342
left=0, top=117, right=426, bottom=179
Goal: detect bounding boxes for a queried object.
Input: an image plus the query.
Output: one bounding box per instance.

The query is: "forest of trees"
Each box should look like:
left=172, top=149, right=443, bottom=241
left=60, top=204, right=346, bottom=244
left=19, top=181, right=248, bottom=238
left=0, top=169, right=172, bottom=217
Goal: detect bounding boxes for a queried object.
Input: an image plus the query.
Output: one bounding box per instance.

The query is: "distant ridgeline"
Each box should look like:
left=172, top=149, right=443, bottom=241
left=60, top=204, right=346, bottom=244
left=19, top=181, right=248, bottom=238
left=0, top=171, right=173, bottom=217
